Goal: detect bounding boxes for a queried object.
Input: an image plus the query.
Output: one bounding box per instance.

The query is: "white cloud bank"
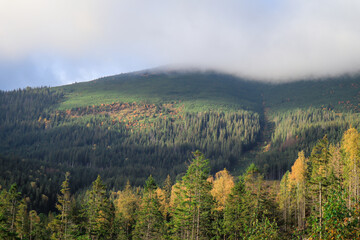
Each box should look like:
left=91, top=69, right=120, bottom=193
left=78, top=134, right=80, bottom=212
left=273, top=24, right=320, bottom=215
left=1, top=0, right=360, bottom=89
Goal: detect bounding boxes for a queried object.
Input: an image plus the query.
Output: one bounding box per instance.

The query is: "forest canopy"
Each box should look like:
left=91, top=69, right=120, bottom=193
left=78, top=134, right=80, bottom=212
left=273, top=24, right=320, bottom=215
left=1, top=128, right=360, bottom=239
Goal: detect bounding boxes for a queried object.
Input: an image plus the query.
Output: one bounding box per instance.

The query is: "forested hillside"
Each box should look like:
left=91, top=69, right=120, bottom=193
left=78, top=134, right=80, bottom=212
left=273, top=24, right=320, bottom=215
left=1, top=70, right=360, bottom=215
left=1, top=128, right=360, bottom=239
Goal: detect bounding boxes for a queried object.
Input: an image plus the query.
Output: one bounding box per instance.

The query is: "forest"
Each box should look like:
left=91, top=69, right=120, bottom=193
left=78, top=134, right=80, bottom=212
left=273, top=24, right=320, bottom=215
left=2, top=71, right=360, bottom=239
left=1, top=128, right=360, bottom=239
left=0, top=84, right=262, bottom=213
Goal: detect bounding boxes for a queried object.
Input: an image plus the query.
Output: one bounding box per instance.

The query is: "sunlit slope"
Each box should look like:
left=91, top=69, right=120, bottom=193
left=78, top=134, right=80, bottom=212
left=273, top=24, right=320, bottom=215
left=58, top=71, right=360, bottom=114
left=57, top=71, right=263, bottom=113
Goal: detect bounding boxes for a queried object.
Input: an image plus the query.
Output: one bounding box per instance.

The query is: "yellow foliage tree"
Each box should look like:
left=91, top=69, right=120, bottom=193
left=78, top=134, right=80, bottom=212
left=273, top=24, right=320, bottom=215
left=113, top=181, right=139, bottom=237
left=210, top=169, right=234, bottom=211
left=289, top=151, right=307, bottom=229
left=329, top=144, right=343, bottom=181
left=341, top=127, right=360, bottom=207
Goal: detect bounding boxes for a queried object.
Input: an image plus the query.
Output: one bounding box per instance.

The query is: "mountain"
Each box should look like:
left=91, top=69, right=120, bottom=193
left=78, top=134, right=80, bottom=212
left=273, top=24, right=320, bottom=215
left=1, top=69, right=360, bottom=212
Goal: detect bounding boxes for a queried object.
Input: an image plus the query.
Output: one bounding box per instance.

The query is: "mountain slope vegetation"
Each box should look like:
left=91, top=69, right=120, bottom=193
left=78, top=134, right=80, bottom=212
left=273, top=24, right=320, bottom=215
left=1, top=69, right=360, bottom=213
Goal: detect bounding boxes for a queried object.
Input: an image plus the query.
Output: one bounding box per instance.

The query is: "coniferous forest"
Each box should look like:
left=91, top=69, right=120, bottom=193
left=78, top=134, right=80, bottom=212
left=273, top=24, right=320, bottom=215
left=1, top=127, right=360, bottom=239
left=2, top=71, right=360, bottom=239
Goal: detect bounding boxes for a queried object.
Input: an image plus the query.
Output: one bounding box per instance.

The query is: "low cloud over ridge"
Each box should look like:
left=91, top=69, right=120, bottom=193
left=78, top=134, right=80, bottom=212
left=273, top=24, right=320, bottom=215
left=1, top=0, right=360, bottom=90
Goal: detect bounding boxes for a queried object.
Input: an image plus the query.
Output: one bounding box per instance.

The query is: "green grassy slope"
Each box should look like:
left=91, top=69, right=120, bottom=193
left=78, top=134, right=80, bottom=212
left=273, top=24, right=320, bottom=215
left=57, top=71, right=263, bottom=113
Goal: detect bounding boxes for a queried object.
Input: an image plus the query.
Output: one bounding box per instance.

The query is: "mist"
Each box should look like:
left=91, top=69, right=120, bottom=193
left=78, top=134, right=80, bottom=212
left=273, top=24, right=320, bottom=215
left=1, top=0, right=360, bottom=90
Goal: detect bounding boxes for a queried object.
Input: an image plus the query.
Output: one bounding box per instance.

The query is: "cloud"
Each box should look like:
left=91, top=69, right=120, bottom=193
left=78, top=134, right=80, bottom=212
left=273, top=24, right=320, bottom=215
left=1, top=0, right=360, bottom=89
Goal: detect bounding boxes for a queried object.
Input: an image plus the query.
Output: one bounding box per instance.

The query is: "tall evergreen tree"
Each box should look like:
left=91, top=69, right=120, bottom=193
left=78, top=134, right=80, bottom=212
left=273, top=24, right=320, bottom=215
left=308, top=135, right=331, bottom=238
left=8, top=184, right=21, bottom=234
left=170, top=151, right=213, bottom=240
left=243, top=164, right=265, bottom=219
left=15, top=198, right=29, bottom=239
left=49, top=172, right=73, bottom=240
left=162, top=175, right=172, bottom=220
left=133, top=175, right=164, bottom=240
left=0, top=184, right=22, bottom=238
left=279, top=171, right=291, bottom=232
left=223, top=176, right=250, bottom=239
left=29, top=210, right=41, bottom=240
left=84, top=175, right=114, bottom=240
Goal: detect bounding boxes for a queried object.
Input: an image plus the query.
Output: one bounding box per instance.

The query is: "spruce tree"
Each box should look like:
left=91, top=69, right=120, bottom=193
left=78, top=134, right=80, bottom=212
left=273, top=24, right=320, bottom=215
left=84, top=175, right=114, bottom=240
left=15, top=198, right=29, bottom=239
left=308, top=136, right=331, bottom=239
left=223, top=176, right=250, bottom=239
left=133, top=175, right=164, bottom=240
left=162, top=175, right=172, bottom=220
left=170, top=150, right=213, bottom=240
left=49, top=172, right=73, bottom=240
left=279, top=171, right=291, bottom=232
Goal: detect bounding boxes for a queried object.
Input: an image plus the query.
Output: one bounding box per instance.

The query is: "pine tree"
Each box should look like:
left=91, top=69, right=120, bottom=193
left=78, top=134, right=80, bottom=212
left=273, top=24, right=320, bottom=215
left=308, top=135, right=331, bottom=239
left=0, top=188, right=12, bottom=238
left=8, top=184, right=21, bottom=234
left=223, top=176, right=250, bottom=239
left=29, top=210, right=41, bottom=240
left=244, top=217, right=279, bottom=240
left=15, top=199, right=29, bottom=239
left=170, top=151, right=213, bottom=240
left=49, top=172, right=73, bottom=240
left=162, top=175, right=172, bottom=220
left=314, top=187, right=355, bottom=239
left=133, top=175, right=164, bottom=240
left=0, top=184, right=21, bottom=238
left=279, top=171, right=291, bottom=232
left=243, top=164, right=264, bottom=219
left=242, top=164, right=279, bottom=239
left=85, top=175, right=114, bottom=240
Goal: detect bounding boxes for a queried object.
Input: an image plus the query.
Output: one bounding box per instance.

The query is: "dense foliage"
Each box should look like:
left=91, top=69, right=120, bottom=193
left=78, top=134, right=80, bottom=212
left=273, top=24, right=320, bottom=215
left=0, top=83, right=260, bottom=213
left=2, top=70, right=360, bottom=217
left=0, top=151, right=281, bottom=239
left=2, top=129, right=360, bottom=239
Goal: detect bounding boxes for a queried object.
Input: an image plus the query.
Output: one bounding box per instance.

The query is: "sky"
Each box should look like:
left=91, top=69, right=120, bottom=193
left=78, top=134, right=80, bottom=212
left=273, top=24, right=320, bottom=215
left=1, top=0, right=360, bottom=90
